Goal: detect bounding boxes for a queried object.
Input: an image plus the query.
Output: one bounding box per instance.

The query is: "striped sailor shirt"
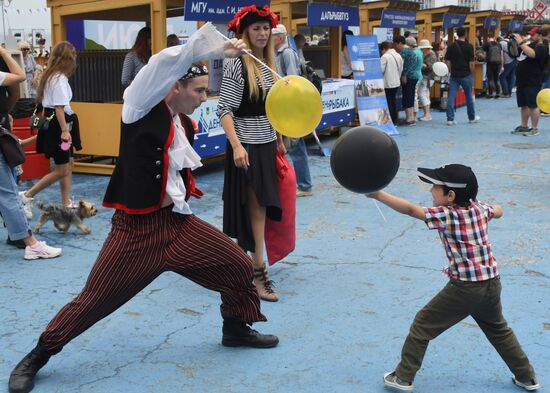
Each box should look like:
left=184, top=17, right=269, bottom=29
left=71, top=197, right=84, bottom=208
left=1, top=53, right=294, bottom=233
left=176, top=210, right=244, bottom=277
left=424, top=201, right=498, bottom=282
left=216, top=57, right=277, bottom=145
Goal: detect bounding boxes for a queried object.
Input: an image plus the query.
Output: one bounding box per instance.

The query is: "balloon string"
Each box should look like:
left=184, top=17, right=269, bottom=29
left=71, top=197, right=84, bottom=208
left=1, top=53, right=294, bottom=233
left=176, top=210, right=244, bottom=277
left=369, top=198, right=387, bottom=222
left=215, top=29, right=284, bottom=80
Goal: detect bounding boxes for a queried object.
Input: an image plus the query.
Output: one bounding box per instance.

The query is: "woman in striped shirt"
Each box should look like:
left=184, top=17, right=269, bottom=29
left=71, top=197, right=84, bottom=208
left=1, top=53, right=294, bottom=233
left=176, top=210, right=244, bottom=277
left=217, top=5, right=286, bottom=302
left=121, top=27, right=151, bottom=89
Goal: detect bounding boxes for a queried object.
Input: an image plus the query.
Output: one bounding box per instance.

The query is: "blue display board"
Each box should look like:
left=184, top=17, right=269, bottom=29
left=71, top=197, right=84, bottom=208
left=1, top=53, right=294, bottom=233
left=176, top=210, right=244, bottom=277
left=307, top=3, right=359, bottom=26
left=509, top=20, right=524, bottom=32
left=346, top=35, right=398, bottom=136
left=484, top=17, right=499, bottom=30
left=184, top=1, right=269, bottom=22
left=380, top=9, right=416, bottom=29
left=442, top=13, right=466, bottom=29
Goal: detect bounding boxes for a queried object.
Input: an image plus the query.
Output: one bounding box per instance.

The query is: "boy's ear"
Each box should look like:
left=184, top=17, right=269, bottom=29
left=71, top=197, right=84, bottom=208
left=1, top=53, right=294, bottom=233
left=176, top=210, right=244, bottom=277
left=447, top=190, right=456, bottom=203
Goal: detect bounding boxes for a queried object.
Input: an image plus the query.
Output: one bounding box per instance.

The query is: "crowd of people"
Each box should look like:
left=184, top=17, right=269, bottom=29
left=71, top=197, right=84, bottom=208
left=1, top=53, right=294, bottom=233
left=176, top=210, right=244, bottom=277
left=379, top=25, right=550, bottom=136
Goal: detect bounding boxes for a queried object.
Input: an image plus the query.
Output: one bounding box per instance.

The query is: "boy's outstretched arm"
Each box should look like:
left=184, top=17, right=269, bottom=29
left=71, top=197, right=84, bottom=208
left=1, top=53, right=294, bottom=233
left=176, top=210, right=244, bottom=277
left=368, top=191, right=426, bottom=221
left=492, top=204, right=503, bottom=218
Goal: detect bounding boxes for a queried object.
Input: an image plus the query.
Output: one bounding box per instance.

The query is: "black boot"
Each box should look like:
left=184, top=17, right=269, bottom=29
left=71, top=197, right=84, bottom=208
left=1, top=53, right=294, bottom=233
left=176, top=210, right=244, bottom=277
left=9, top=344, right=51, bottom=393
left=222, top=318, right=279, bottom=348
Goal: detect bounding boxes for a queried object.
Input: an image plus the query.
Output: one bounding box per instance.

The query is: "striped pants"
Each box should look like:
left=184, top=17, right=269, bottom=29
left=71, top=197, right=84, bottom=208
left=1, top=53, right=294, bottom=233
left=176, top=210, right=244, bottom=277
left=39, top=206, right=266, bottom=354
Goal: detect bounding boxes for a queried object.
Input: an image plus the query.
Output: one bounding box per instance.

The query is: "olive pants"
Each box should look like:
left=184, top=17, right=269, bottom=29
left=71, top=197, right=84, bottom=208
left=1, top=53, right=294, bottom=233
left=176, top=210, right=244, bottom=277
left=395, top=277, right=536, bottom=383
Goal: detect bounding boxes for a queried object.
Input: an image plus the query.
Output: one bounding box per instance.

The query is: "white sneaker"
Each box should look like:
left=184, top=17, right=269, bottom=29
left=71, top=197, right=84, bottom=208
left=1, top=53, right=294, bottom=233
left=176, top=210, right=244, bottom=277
left=19, top=191, right=33, bottom=220
left=24, top=241, right=62, bottom=260
left=447, top=120, right=458, bottom=126
left=512, top=376, right=540, bottom=391
left=469, top=116, right=480, bottom=124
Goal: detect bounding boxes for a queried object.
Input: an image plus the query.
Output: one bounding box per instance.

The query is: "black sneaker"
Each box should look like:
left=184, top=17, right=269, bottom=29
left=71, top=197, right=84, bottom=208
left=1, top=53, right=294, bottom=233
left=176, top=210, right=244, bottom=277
left=511, top=126, right=529, bottom=134
left=383, top=371, right=413, bottom=391
left=522, top=128, right=540, bottom=137
left=7, top=237, right=26, bottom=249
left=222, top=318, right=279, bottom=348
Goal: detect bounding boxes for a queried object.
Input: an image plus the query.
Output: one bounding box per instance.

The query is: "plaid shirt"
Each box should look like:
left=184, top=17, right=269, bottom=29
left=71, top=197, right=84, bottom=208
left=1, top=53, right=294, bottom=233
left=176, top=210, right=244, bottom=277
left=423, top=202, right=498, bottom=282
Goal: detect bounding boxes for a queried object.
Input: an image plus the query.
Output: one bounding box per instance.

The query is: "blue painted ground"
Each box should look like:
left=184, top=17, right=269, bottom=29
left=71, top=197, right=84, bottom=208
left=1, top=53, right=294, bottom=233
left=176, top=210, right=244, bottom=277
left=1, top=95, right=549, bottom=393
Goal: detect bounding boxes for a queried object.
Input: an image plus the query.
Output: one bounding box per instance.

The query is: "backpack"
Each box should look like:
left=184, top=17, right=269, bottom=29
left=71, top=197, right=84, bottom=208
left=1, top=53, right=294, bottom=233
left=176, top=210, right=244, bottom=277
left=487, top=42, right=502, bottom=64
left=280, top=47, right=322, bottom=94
left=299, top=62, right=323, bottom=94
left=507, top=39, right=520, bottom=58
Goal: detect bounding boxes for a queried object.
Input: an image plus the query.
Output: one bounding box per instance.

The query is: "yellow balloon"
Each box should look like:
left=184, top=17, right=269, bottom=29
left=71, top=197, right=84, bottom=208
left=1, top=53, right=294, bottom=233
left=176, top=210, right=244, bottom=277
left=536, top=88, right=550, bottom=113
left=265, top=75, right=323, bottom=138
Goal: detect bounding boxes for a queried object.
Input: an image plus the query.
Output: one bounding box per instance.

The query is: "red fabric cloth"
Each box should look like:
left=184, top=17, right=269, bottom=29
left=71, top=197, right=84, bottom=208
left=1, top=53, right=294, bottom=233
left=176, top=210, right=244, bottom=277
left=265, top=151, right=296, bottom=265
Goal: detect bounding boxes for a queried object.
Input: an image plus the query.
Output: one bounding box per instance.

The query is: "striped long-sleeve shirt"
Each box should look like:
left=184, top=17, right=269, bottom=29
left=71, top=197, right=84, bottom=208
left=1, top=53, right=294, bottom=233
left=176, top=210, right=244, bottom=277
left=216, top=57, right=277, bottom=145
left=121, top=51, right=146, bottom=88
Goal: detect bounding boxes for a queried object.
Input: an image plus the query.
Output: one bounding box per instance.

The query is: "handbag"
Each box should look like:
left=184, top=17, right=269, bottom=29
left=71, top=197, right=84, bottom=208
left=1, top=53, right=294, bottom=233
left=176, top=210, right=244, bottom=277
left=29, top=106, right=55, bottom=132
left=265, top=151, right=296, bottom=265
left=0, top=126, right=26, bottom=168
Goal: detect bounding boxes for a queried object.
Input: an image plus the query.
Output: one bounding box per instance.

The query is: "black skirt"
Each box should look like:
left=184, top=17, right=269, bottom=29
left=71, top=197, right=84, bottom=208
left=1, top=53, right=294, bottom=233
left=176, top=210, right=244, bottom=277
left=36, top=108, right=82, bottom=165
left=223, top=140, right=281, bottom=253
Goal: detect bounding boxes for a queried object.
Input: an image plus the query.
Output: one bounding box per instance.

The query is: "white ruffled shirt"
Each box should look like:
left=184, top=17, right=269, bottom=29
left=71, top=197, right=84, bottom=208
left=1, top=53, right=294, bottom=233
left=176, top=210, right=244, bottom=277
left=165, top=113, right=202, bottom=214
left=121, top=23, right=225, bottom=215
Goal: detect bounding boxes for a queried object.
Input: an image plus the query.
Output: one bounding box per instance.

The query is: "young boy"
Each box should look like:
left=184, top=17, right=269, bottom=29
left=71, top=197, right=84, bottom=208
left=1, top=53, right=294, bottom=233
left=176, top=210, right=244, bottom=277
left=368, top=164, right=540, bottom=392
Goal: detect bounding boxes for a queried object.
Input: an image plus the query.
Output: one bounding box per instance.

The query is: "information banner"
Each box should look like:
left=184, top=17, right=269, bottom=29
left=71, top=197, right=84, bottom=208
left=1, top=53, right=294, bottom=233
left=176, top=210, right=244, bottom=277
left=346, top=35, right=398, bottom=136
left=484, top=17, right=499, bottom=30
left=509, top=20, right=524, bottom=32
left=184, top=0, right=269, bottom=22
left=380, top=9, right=416, bottom=29
left=442, top=13, right=466, bottom=29
left=307, top=3, right=360, bottom=26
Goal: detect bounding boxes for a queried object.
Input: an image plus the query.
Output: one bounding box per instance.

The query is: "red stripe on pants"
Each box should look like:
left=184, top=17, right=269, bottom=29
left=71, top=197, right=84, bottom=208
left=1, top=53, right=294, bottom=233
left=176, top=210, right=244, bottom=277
left=39, top=207, right=266, bottom=354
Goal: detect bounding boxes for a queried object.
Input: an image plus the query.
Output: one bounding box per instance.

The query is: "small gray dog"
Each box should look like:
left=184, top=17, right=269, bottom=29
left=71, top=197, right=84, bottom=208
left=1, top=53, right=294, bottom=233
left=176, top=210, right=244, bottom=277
left=34, top=200, right=97, bottom=234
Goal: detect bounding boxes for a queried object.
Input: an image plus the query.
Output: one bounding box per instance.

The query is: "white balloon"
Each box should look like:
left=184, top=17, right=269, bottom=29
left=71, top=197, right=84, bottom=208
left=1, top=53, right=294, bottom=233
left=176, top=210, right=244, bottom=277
left=432, top=62, right=449, bottom=77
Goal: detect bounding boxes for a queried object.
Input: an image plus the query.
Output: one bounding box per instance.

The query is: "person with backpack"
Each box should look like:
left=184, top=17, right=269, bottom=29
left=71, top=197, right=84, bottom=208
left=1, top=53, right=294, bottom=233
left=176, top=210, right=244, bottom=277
left=511, top=27, right=549, bottom=136
left=272, top=24, right=313, bottom=198
left=499, top=31, right=519, bottom=98
left=483, top=37, right=503, bottom=98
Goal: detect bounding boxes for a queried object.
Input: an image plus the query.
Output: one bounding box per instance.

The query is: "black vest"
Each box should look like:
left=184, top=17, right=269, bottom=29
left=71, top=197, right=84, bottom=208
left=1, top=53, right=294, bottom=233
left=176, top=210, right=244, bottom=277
left=103, top=101, right=196, bottom=214
left=233, top=57, right=267, bottom=117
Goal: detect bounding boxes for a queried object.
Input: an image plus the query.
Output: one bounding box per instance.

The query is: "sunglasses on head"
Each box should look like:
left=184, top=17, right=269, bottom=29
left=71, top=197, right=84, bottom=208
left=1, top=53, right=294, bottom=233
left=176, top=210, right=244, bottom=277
left=179, top=65, right=209, bottom=81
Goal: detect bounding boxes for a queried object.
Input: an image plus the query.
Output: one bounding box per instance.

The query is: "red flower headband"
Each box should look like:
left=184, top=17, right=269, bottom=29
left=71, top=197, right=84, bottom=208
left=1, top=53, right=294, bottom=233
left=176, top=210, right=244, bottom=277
left=227, top=5, right=279, bottom=34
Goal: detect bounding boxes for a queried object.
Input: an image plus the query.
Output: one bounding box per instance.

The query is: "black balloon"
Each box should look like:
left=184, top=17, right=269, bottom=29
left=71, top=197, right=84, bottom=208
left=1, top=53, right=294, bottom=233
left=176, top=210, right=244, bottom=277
left=330, top=126, right=400, bottom=193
